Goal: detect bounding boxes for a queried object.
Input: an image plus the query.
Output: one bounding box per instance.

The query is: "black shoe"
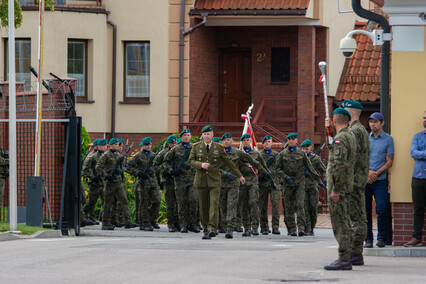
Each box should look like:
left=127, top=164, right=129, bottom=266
left=202, top=233, right=211, bottom=240
left=151, top=222, right=160, bottom=229
left=235, top=226, right=244, bottom=232
left=307, top=231, right=315, bottom=236
left=298, top=230, right=306, bottom=237
left=324, top=259, right=352, bottom=271
left=376, top=239, right=386, bottom=248
left=208, top=230, right=216, bottom=238
left=175, top=224, right=182, bottom=231
left=272, top=228, right=281, bottom=235
left=225, top=230, right=233, bottom=239
left=94, top=221, right=100, bottom=225
left=261, top=230, right=269, bottom=235
left=143, top=226, right=154, bottom=231
left=168, top=226, right=177, bottom=232
left=351, top=254, right=364, bottom=266
left=252, top=228, right=259, bottom=236
left=124, top=222, right=138, bottom=229
left=364, top=241, right=373, bottom=248
left=290, top=231, right=297, bottom=237
left=101, top=224, right=115, bottom=230
left=242, top=229, right=251, bottom=237
left=189, top=224, right=200, bottom=233
left=181, top=227, right=188, bottom=233
left=115, top=222, right=124, bottom=228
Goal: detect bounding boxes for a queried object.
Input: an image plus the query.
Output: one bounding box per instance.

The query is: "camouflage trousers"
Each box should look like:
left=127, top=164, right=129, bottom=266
left=282, top=184, right=306, bottom=232
left=175, top=179, right=198, bottom=228
left=348, top=186, right=367, bottom=255
left=0, top=178, right=5, bottom=207
left=239, top=177, right=260, bottom=230
left=163, top=180, right=179, bottom=228
left=135, top=180, right=161, bottom=227
left=83, top=182, right=103, bottom=220
left=80, top=180, right=87, bottom=222
left=219, top=185, right=240, bottom=231
left=259, top=182, right=280, bottom=231
left=304, top=182, right=319, bottom=233
left=329, top=192, right=352, bottom=261
left=103, top=181, right=130, bottom=226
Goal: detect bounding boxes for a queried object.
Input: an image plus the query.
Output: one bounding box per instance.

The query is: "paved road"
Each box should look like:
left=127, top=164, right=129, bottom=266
left=0, top=226, right=425, bottom=283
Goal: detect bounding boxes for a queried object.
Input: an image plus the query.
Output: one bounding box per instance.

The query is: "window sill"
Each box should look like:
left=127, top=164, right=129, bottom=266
left=76, top=99, right=95, bottom=104
left=119, top=100, right=151, bottom=105
left=270, top=81, right=290, bottom=85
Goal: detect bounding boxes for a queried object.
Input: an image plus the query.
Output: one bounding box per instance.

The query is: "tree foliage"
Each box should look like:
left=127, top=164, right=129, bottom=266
left=0, top=0, right=55, bottom=29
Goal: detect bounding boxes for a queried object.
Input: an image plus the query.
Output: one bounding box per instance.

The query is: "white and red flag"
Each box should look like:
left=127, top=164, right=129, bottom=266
left=240, top=110, right=258, bottom=150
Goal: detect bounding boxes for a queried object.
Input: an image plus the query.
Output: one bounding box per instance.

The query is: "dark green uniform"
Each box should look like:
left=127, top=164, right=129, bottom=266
left=327, top=127, right=357, bottom=261
left=304, top=153, right=326, bottom=234
left=349, top=120, right=370, bottom=255
left=277, top=147, right=319, bottom=234
left=126, top=149, right=161, bottom=228
left=164, top=142, right=198, bottom=230
left=219, top=147, right=262, bottom=232
left=82, top=150, right=104, bottom=221
left=238, top=147, right=269, bottom=233
left=188, top=141, right=242, bottom=232
left=0, top=150, right=9, bottom=208
left=259, top=149, right=282, bottom=232
left=95, top=149, right=131, bottom=227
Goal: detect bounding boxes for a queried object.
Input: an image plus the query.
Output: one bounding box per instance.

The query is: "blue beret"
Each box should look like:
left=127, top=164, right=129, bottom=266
left=140, top=137, right=152, bottom=146
left=342, top=100, right=363, bottom=110
left=212, top=137, right=220, bottom=143
left=109, top=138, right=120, bottom=145
left=221, top=133, right=232, bottom=141
left=262, top=135, right=272, bottom=144
left=240, top=133, right=251, bottom=141
left=98, top=139, right=108, bottom=146
left=92, top=139, right=99, bottom=146
left=333, top=107, right=352, bottom=120
left=202, top=125, right=213, bottom=133
left=286, top=133, right=298, bottom=139
left=167, top=135, right=177, bottom=143
left=180, top=128, right=190, bottom=136
left=301, top=140, right=312, bottom=147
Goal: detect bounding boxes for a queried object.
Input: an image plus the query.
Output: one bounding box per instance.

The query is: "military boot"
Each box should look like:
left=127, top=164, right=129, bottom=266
left=324, top=259, right=352, bottom=271
left=180, top=226, right=189, bottom=233
left=252, top=228, right=259, bottom=236
left=225, top=230, right=233, bottom=239
left=235, top=226, right=243, bottom=232
left=261, top=229, right=269, bottom=235
left=102, top=224, right=115, bottom=230
left=242, top=229, right=252, bottom=237
left=124, top=222, right=138, bottom=229
left=350, top=254, right=364, bottom=266
left=151, top=222, right=160, bottom=229
left=272, top=228, right=281, bottom=235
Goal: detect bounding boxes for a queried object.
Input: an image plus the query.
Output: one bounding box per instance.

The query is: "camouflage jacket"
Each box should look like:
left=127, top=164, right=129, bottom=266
left=0, top=151, right=9, bottom=178
left=277, top=146, right=320, bottom=186
left=163, top=143, right=195, bottom=183
left=326, top=127, right=356, bottom=195
left=153, top=146, right=173, bottom=184
left=126, top=149, right=158, bottom=188
left=259, top=149, right=283, bottom=186
left=238, top=148, right=269, bottom=179
left=95, top=149, right=124, bottom=183
left=349, top=120, right=370, bottom=189
left=220, top=147, right=262, bottom=187
left=305, top=153, right=327, bottom=185
left=82, top=150, right=103, bottom=185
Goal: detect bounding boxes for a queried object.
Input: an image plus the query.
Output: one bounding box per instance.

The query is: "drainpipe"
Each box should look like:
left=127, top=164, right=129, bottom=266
left=352, top=0, right=390, bottom=132
left=179, top=0, right=207, bottom=126
left=107, top=18, right=117, bottom=137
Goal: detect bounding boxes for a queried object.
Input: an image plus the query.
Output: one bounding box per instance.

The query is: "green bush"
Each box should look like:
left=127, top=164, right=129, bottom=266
left=81, top=126, right=92, bottom=159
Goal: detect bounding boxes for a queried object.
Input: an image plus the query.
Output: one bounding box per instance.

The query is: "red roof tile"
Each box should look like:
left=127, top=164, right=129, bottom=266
left=194, top=0, right=310, bottom=10
left=335, top=21, right=383, bottom=102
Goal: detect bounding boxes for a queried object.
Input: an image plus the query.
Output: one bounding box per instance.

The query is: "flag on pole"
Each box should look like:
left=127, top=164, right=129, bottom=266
left=319, top=75, right=325, bottom=83
left=241, top=113, right=258, bottom=150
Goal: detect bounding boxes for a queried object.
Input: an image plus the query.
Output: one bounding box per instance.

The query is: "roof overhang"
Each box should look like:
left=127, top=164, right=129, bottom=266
left=382, top=0, right=426, bottom=26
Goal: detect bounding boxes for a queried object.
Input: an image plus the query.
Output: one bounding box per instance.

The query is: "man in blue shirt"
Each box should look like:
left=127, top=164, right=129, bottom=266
left=364, top=112, right=394, bottom=248
left=404, top=111, right=426, bottom=247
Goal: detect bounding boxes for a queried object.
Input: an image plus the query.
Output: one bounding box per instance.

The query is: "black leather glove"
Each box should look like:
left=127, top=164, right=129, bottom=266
left=303, top=169, right=311, bottom=178
left=138, top=172, right=149, bottom=180
left=105, top=175, right=114, bottom=182
left=116, top=156, right=124, bottom=166
left=91, top=175, right=101, bottom=184
left=163, top=171, right=171, bottom=179
left=182, top=161, right=190, bottom=170
left=285, top=176, right=294, bottom=185
left=226, top=172, right=236, bottom=181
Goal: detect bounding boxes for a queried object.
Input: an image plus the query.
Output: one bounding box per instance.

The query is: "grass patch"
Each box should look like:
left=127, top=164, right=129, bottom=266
left=0, top=223, right=50, bottom=235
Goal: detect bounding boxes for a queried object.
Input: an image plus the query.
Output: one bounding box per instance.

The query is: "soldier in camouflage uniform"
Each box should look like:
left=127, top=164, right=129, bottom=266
left=219, top=133, right=263, bottom=239
left=301, top=140, right=327, bottom=236
left=239, top=133, right=270, bottom=236
left=342, top=100, right=370, bottom=265
left=0, top=147, right=9, bottom=208
left=323, top=108, right=356, bottom=271
left=95, top=138, right=137, bottom=230
left=276, top=133, right=320, bottom=237
left=82, top=139, right=108, bottom=222
left=163, top=129, right=200, bottom=233
left=126, top=137, right=161, bottom=231
left=154, top=135, right=179, bottom=232
left=110, top=138, right=126, bottom=227
left=258, top=135, right=282, bottom=235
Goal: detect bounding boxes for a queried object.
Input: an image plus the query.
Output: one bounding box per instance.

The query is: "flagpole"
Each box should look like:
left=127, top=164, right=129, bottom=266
left=318, top=61, right=333, bottom=145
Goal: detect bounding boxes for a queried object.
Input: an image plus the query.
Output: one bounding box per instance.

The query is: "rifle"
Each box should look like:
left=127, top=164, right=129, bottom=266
left=264, top=153, right=278, bottom=190
left=81, top=141, right=92, bottom=168
left=138, top=154, right=156, bottom=187
left=278, top=141, right=288, bottom=153
left=172, top=146, right=192, bottom=177
left=314, top=142, right=326, bottom=156
left=107, top=141, right=134, bottom=179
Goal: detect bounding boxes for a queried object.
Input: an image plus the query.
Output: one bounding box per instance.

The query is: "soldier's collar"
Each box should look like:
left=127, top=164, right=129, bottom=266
left=183, top=142, right=190, bottom=148
left=265, top=149, right=272, bottom=155
left=143, top=149, right=151, bottom=155
left=289, top=146, right=297, bottom=152
left=243, top=147, right=252, bottom=153
left=225, top=146, right=232, bottom=153
left=307, top=152, right=311, bottom=157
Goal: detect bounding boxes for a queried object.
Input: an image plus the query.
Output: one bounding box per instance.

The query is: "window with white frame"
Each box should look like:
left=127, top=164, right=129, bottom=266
left=6, top=38, right=32, bottom=91
left=67, top=40, right=87, bottom=98
left=124, top=42, right=150, bottom=101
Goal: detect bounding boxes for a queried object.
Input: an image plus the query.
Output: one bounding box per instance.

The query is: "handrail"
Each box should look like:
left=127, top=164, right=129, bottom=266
left=192, top=92, right=212, bottom=122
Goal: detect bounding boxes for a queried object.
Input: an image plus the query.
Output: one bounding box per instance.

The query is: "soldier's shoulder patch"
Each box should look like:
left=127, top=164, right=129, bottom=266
left=335, top=140, right=341, bottom=144
left=213, top=150, right=219, bottom=155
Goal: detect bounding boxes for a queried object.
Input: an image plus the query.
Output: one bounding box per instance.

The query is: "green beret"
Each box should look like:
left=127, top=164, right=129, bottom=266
left=180, top=128, right=191, bottom=136
left=140, top=137, right=152, bottom=146
left=333, top=107, right=352, bottom=120
left=342, top=100, right=363, bottom=110
left=240, top=133, right=251, bottom=141
left=118, top=139, right=124, bottom=145
left=202, top=125, right=213, bottom=133
left=167, top=135, right=177, bottom=143
left=221, top=133, right=232, bottom=141
left=286, top=133, right=298, bottom=139
left=109, top=138, right=120, bottom=145
left=212, top=137, right=220, bottom=143
left=301, top=140, right=312, bottom=147
left=92, top=139, right=99, bottom=146
left=98, top=139, right=108, bottom=146
left=177, top=138, right=182, bottom=144
left=262, top=135, right=272, bottom=144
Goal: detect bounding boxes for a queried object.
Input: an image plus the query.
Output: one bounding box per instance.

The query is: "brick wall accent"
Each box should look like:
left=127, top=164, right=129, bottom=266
left=393, top=202, right=426, bottom=246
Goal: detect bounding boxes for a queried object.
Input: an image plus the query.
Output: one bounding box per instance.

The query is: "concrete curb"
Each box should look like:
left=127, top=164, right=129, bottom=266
left=32, top=230, right=62, bottom=239
left=364, top=247, right=426, bottom=257
left=0, top=232, right=21, bottom=241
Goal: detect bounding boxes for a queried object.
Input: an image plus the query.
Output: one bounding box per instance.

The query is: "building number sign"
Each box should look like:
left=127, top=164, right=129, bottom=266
left=256, top=52, right=267, bottom=62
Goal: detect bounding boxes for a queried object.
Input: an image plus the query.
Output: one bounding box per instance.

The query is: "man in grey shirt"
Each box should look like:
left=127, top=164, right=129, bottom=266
left=364, top=112, right=394, bottom=248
